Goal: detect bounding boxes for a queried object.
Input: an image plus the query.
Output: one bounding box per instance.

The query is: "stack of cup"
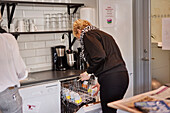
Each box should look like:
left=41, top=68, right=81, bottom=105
left=44, top=14, right=50, bottom=31
left=50, top=14, right=57, bottom=30
left=56, top=13, right=63, bottom=30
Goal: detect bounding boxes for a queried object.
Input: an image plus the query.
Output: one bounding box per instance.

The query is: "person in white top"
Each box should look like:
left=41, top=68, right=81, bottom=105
left=0, top=13, right=28, bottom=113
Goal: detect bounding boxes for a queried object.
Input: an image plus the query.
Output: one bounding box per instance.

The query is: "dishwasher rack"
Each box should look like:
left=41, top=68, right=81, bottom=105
left=61, top=77, right=97, bottom=113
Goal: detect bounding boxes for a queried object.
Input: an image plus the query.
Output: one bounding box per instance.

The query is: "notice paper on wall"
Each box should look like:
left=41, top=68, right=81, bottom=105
left=102, top=3, right=116, bottom=28
left=162, top=18, right=170, bottom=50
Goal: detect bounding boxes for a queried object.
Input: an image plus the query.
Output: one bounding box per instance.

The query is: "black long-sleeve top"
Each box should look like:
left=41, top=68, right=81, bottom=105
left=83, top=29, right=127, bottom=77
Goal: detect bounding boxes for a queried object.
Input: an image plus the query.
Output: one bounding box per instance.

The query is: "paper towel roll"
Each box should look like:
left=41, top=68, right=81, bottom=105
left=80, top=7, right=95, bottom=25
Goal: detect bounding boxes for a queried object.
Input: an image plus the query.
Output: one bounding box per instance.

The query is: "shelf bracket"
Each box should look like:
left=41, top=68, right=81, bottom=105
left=67, top=5, right=71, bottom=15
left=7, top=3, right=16, bottom=29
left=67, top=5, right=83, bottom=15
left=0, top=3, right=5, bottom=17
left=73, top=6, right=79, bottom=14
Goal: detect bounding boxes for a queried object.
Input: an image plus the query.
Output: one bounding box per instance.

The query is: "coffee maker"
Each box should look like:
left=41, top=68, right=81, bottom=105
left=51, top=45, right=67, bottom=71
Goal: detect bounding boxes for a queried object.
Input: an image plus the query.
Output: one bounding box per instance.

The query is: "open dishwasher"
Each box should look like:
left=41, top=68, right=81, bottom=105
left=60, top=76, right=102, bottom=113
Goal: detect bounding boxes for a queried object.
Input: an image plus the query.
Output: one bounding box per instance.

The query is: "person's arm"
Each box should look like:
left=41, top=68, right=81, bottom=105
left=83, top=33, right=106, bottom=74
left=92, top=81, right=100, bottom=96
left=7, top=34, right=28, bottom=80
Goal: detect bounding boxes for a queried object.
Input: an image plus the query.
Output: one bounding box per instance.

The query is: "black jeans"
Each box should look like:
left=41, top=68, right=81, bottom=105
left=98, top=70, right=129, bottom=113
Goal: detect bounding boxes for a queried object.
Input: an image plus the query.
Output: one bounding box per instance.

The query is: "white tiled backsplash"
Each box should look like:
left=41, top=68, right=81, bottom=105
left=2, top=5, right=71, bottom=72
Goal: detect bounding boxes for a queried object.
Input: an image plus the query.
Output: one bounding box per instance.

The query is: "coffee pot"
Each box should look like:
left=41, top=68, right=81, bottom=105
left=66, top=49, right=75, bottom=68
left=51, top=45, right=67, bottom=71
left=66, top=49, right=79, bottom=69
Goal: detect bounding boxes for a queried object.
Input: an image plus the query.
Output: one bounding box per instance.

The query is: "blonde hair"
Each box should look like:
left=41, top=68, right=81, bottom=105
left=73, top=19, right=92, bottom=37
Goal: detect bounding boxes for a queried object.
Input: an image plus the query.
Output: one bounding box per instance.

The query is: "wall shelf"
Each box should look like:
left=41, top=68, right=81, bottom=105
left=0, top=0, right=84, bottom=28
left=0, top=0, right=84, bottom=6
left=0, top=0, right=84, bottom=50
left=10, top=30, right=72, bottom=38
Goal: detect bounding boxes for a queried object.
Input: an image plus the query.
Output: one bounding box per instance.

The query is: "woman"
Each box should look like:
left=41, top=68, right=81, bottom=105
left=73, top=19, right=129, bottom=113
left=0, top=13, right=27, bottom=113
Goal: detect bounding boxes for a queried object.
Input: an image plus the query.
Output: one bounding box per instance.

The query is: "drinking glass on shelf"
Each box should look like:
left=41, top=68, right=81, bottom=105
left=50, top=16, right=57, bottom=30
left=28, top=19, right=37, bottom=32
left=56, top=13, right=63, bottom=30
left=62, top=14, right=68, bottom=30
left=63, top=13, right=70, bottom=30
left=23, top=18, right=29, bottom=32
left=44, top=14, right=50, bottom=31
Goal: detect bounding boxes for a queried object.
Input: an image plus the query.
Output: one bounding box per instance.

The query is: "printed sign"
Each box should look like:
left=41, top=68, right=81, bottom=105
left=102, top=4, right=116, bottom=27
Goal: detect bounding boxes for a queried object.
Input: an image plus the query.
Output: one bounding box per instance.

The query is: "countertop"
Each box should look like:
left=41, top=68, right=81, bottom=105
left=20, top=70, right=84, bottom=86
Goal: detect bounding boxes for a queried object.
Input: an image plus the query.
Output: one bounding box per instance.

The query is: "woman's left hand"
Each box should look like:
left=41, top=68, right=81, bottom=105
left=80, top=71, right=90, bottom=81
left=92, top=82, right=100, bottom=96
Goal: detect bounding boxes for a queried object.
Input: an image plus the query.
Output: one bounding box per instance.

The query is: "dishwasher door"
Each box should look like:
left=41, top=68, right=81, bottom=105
left=19, top=80, right=61, bottom=113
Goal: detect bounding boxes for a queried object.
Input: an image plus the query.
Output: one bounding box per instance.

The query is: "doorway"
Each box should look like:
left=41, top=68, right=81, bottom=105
left=133, top=0, right=170, bottom=95
left=151, top=0, right=170, bottom=89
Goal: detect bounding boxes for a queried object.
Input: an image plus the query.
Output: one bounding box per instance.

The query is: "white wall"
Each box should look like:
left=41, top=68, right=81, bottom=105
left=98, top=0, right=133, bottom=97
left=98, top=1, right=133, bottom=112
